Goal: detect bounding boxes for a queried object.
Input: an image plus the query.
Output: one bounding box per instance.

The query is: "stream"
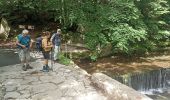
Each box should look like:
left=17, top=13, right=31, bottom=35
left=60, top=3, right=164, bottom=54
left=113, top=68, right=170, bottom=100
left=0, top=48, right=20, bottom=67
left=1, top=48, right=170, bottom=99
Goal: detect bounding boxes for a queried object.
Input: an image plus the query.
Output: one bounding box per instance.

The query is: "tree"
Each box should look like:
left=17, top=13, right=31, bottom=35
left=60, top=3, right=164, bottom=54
left=0, top=0, right=170, bottom=59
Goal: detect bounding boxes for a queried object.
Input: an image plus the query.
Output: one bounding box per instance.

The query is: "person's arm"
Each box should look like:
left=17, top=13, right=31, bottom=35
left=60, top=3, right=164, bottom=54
left=50, top=34, right=55, bottom=48
left=50, top=34, right=55, bottom=42
left=29, top=39, right=34, bottom=49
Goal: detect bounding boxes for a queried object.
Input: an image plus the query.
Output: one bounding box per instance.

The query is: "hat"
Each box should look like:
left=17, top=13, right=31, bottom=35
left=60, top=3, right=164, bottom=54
left=57, top=29, right=61, bottom=32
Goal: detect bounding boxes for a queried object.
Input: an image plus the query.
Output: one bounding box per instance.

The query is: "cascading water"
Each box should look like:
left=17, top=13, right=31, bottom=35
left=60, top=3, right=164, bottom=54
left=113, top=68, right=170, bottom=99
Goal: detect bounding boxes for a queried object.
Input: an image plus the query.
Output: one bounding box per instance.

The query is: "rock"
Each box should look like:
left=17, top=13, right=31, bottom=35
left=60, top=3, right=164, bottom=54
left=40, top=76, right=54, bottom=83
left=30, top=83, right=57, bottom=94
left=17, top=85, right=29, bottom=91
left=4, top=92, right=20, bottom=99
left=17, top=90, right=31, bottom=99
left=2, top=79, right=22, bottom=86
left=91, top=73, right=152, bottom=100
left=5, top=86, right=17, bottom=92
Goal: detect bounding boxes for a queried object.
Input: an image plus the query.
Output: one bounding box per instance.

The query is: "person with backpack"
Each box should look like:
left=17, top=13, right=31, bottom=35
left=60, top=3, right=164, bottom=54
left=16, top=29, right=33, bottom=71
left=41, top=31, right=53, bottom=72
left=50, top=29, right=61, bottom=62
left=35, top=35, right=43, bottom=52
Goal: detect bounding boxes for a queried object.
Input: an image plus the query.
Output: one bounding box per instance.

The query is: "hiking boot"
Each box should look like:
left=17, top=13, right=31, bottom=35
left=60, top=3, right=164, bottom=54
left=26, top=64, right=33, bottom=69
left=22, top=65, right=27, bottom=71
left=45, top=65, right=50, bottom=72
left=40, top=66, right=49, bottom=72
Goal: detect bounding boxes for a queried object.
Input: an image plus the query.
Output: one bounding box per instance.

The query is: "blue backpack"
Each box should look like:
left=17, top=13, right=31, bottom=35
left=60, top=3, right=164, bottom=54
left=35, top=37, right=43, bottom=51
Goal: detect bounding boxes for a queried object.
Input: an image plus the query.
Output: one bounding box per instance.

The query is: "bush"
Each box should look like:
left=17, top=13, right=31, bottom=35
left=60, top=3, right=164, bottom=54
left=58, top=53, right=71, bottom=66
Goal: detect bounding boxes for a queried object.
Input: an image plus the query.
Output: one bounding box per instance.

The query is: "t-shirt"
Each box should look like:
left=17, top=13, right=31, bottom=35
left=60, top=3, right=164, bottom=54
left=51, top=33, right=61, bottom=46
left=17, top=34, right=31, bottom=48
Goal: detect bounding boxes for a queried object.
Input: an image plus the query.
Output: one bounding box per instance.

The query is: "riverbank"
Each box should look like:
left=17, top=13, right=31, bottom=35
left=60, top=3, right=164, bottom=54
left=1, top=40, right=170, bottom=76
left=1, top=39, right=170, bottom=76
left=0, top=39, right=16, bottom=48
left=75, top=51, right=170, bottom=76
left=0, top=44, right=155, bottom=100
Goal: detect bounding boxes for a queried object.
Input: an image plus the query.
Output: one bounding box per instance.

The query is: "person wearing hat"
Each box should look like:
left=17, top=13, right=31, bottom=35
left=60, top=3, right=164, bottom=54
left=16, top=29, right=33, bottom=71
left=50, top=29, right=62, bottom=62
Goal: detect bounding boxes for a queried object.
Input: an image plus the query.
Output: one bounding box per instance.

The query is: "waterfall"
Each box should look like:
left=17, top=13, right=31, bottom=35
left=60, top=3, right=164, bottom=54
left=113, top=68, right=170, bottom=92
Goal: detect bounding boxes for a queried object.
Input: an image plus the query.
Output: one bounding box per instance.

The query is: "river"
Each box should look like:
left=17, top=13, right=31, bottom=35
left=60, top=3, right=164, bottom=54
left=1, top=48, right=170, bottom=99
left=0, top=48, right=20, bottom=67
left=113, top=68, right=170, bottom=100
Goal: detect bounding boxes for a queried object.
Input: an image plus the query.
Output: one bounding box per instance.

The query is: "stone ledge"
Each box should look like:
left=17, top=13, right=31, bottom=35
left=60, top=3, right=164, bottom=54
left=91, top=73, right=152, bottom=100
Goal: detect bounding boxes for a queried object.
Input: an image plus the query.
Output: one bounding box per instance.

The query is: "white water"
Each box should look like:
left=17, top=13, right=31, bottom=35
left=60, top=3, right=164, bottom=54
left=113, top=68, right=170, bottom=99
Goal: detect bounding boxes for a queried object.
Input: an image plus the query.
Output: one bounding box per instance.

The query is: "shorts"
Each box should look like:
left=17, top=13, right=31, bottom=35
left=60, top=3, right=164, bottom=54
left=18, top=48, right=30, bottom=62
left=42, top=50, right=50, bottom=59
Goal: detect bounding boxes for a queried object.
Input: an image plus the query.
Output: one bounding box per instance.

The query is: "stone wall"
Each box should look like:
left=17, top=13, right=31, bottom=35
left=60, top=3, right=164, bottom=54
left=91, top=73, right=152, bottom=100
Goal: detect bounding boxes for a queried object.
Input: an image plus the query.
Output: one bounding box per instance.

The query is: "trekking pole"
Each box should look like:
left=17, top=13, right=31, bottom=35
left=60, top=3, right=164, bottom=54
left=65, top=42, right=67, bottom=58
left=51, top=48, right=53, bottom=71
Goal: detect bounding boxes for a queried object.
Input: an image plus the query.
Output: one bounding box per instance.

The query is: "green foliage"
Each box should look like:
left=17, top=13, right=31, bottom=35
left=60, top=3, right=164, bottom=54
left=136, top=0, right=170, bottom=41
left=1, top=0, right=170, bottom=58
left=58, top=53, right=71, bottom=66
left=82, top=0, right=148, bottom=56
left=90, top=54, right=98, bottom=62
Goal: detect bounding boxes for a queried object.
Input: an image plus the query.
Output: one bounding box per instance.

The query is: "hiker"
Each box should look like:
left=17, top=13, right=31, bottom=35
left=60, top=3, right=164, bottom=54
left=16, top=29, right=33, bottom=71
left=35, top=34, right=43, bottom=52
left=41, top=31, right=53, bottom=72
left=50, top=29, right=62, bottom=62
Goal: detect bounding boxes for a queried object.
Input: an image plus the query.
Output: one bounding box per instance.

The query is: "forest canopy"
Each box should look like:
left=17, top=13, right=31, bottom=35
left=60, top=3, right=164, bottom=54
left=0, top=0, right=170, bottom=58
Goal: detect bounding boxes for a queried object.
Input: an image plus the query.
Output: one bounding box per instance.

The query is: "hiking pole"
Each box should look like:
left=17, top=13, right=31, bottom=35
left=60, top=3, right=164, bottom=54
left=65, top=42, right=67, bottom=58
left=51, top=48, right=53, bottom=71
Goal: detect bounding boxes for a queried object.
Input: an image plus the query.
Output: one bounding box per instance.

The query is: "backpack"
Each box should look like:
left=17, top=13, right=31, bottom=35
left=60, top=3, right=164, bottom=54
left=51, top=33, right=61, bottom=46
left=35, top=37, right=43, bottom=51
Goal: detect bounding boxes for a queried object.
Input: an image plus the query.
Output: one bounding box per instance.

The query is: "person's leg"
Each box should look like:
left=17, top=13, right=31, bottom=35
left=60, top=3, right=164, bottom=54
left=58, top=45, right=60, bottom=56
left=54, top=45, right=59, bottom=60
left=44, top=59, right=48, bottom=67
left=41, top=51, right=49, bottom=72
left=18, top=49, right=26, bottom=71
left=25, top=49, right=32, bottom=69
left=45, top=52, right=50, bottom=71
left=54, top=45, right=60, bottom=61
left=42, top=51, right=46, bottom=71
left=43, top=59, right=49, bottom=72
left=53, top=46, right=57, bottom=60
